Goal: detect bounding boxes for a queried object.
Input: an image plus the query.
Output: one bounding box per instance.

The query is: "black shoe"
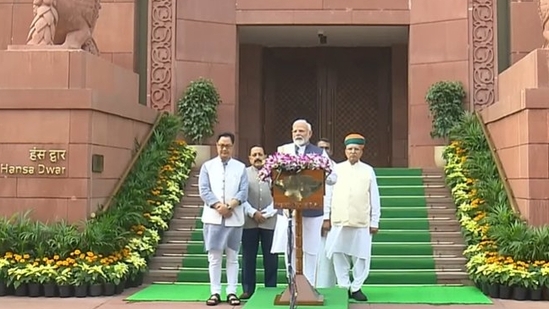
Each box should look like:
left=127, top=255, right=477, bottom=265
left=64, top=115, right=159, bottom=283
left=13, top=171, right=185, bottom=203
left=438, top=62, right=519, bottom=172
left=349, top=289, right=368, bottom=301
left=239, top=292, right=252, bottom=300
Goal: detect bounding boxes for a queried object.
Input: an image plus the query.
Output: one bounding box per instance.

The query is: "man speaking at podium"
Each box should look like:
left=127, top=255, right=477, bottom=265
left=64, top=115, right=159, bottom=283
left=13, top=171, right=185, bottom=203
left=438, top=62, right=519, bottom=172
left=270, top=119, right=337, bottom=286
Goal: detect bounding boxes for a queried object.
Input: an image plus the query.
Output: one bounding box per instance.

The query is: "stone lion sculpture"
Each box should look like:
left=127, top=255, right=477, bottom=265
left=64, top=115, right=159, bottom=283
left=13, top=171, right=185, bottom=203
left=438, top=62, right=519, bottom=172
left=538, top=0, right=549, bottom=48
left=26, top=0, right=101, bottom=55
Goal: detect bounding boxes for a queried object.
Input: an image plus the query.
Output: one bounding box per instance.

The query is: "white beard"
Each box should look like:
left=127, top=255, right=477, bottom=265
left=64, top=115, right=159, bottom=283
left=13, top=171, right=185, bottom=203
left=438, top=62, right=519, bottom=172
left=293, top=138, right=307, bottom=147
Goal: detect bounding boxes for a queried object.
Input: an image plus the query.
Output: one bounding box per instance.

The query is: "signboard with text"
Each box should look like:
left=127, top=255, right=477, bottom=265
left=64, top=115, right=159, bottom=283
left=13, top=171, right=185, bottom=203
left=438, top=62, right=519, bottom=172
left=0, top=147, right=67, bottom=176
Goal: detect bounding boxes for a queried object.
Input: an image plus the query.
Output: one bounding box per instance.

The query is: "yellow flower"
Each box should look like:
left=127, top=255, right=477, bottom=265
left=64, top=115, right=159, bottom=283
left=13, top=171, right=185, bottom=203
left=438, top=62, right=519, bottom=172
left=23, top=254, right=30, bottom=259
left=74, top=249, right=81, bottom=255
left=53, top=255, right=60, bottom=260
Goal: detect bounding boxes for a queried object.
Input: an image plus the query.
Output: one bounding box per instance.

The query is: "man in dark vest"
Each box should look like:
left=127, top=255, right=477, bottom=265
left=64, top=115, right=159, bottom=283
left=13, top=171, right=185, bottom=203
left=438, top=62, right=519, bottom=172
left=270, top=119, right=337, bottom=286
left=240, top=146, right=278, bottom=299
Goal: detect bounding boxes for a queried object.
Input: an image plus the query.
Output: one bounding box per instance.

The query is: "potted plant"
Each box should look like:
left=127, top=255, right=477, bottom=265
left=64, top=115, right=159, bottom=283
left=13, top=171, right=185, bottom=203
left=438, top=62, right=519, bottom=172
left=0, top=258, right=8, bottom=296
left=37, top=264, right=59, bottom=297
left=541, top=263, right=549, bottom=300
left=177, top=78, right=221, bottom=167
left=7, top=264, right=31, bottom=296
left=24, top=263, right=43, bottom=297
left=77, top=263, right=106, bottom=297
left=71, top=263, right=91, bottom=297
left=425, top=81, right=466, bottom=167
left=104, top=262, right=129, bottom=295
left=54, top=267, right=74, bottom=298
left=124, top=252, right=147, bottom=287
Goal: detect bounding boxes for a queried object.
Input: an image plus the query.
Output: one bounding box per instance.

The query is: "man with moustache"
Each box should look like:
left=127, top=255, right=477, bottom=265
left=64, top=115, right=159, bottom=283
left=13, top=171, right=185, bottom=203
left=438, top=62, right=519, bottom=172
left=199, top=132, right=248, bottom=306
left=315, top=138, right=337, bottom=288
left=240, top=146, right=279, bottom=299
left=325, top=134, right=381, bottom=301
left=271, top=119, right=337, bottom=287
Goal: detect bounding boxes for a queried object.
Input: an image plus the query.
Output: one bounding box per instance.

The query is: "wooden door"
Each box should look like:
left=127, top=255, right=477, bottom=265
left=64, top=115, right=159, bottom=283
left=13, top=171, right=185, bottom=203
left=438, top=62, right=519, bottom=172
left=263, top=49, right=320, bottom=154
left=326, top=49, right=392, bottom=166
left=263, top=48, right=391, bottom=166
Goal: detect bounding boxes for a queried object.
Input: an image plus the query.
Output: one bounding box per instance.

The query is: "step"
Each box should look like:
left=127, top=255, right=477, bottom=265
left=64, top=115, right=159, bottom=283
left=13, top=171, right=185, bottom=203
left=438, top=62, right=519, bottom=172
left=168, top=216, right=460, bottom=231
left=161, top=229, right=463, bottom=244
left=156, top=242, right=465, bottom=256
left=176, top=203, right=457, bottom=211
left=185, top=182, right=448, bottom=194
left=172, top=269, right=459, bottom=285
left=149, top=255, right=465, bottom=271
left=182, top=193, right=452, bottom=203
left=144, top=269, right=469, bottom=285
left=173, top=206, right=453, bottom=219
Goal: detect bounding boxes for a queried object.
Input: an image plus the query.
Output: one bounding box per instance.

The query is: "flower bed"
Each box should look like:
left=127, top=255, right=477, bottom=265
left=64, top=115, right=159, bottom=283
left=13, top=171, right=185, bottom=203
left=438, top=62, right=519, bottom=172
left=0, top=114, right=196, bottom=298
left=443, top=113, right=549, bottom=301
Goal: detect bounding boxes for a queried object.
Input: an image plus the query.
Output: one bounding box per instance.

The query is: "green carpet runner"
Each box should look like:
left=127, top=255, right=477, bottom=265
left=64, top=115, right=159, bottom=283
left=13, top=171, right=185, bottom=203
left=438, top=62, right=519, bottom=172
left=175, top=168, right=438, bottom=285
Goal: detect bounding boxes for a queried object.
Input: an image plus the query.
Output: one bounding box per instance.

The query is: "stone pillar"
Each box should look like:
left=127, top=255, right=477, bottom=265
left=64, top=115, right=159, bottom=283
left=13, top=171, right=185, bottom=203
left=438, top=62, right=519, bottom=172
left=0, top=48, right=156, bottom=223
left=408, top=0, right=470, bottom=167
left=481, top=49, right=549, bottom=226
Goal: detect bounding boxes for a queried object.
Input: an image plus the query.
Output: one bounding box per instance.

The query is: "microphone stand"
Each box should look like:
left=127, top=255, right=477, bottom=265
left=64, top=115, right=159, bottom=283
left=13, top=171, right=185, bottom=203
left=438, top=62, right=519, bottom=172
left=286, top=210, right=297, bottom=309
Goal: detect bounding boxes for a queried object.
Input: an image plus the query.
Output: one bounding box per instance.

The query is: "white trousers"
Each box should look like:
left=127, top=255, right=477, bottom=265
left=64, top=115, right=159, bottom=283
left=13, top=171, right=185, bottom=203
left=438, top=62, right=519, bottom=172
left=275, top=216, right=324, bottom=286
left=284, top=246, right=318, bottom=286
left=315, top=236, right=336, bottom=288
left=332, top=253, right=369, bottom=293
left=208, top=248, right=239, bottom=295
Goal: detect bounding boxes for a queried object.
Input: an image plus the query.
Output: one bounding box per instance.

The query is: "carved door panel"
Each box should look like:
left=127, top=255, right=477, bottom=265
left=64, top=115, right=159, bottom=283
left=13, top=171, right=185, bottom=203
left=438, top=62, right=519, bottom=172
left=263, top=49, right=320, bottom=154
left=326, top=50, right=391, bottom=166
left=263, top=48, right=391, bottom=166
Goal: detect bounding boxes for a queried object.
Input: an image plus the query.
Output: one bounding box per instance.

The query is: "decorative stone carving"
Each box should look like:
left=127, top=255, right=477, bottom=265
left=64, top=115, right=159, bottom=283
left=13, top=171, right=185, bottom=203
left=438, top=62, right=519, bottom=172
left=147, top=0, right=175, bottom=111
left=537, top=0, right=549, bottom=48
left=26, top=0, right=101, bottom=56
left=471, top=0, right=496, bottom=107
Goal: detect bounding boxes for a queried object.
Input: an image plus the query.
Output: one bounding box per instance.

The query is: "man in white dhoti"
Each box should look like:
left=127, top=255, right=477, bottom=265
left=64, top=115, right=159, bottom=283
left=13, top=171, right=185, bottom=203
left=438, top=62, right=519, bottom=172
left=315, top=138, right=337, bottom=288
left=325, top=133, right=381, bottom=301
left=271, top=119, right=337, bottom=286
left=199, top=132, right=248, bottom=306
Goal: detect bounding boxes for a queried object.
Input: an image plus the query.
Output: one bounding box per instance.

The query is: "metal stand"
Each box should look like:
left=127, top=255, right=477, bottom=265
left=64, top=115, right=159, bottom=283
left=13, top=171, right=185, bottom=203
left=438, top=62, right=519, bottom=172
left=273, top=210, right=325, bottom=306
left=287, top=211, right=297, bottom=309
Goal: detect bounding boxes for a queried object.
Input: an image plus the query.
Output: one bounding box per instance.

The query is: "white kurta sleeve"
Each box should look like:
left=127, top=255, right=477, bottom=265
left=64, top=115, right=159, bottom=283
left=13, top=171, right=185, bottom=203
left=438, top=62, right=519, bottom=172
left=242, top=202, right=256, bottom=218
left=323, top=182, right=333, bottom=220
left=369, top=167, right=381, bottom=228
left=323, top=150, right=337, bottom=185
left=260, top=201, right=278, bottom=218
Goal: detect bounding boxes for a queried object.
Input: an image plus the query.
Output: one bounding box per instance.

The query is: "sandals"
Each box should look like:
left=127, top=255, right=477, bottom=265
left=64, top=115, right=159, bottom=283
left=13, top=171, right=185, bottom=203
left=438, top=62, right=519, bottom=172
left=227, top=293, right=241, bottom=306
left=206, top=293, right=241, bottom=306
left=206, top=293, right=221, bottom=306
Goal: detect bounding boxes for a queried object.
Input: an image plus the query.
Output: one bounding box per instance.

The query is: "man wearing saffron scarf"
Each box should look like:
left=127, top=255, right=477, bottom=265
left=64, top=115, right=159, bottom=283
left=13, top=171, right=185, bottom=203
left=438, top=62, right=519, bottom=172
left=325, top=133, right=381, bottom=301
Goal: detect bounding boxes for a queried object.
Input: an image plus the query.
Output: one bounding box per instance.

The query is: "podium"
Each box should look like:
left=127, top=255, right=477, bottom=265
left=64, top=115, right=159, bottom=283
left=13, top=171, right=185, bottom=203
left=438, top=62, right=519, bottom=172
left=271, top=169, right=326, bottom=306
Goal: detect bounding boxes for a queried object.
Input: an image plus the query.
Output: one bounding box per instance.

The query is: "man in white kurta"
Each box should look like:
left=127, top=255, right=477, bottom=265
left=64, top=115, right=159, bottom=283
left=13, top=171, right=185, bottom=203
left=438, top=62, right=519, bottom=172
left=315, top=138, right=337, bottom=288
left=270, top=119, right=337, bottom=287
left=325, top=133, right=381, bottom=302
left=199, top=132, right=248, bottom=306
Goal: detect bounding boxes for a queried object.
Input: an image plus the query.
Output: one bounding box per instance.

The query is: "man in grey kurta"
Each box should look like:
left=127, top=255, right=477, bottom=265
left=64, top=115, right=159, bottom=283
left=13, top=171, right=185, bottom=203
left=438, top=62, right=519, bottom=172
left=199, top=132, right=248, bottom=306
left=240, top=146, right=278, bottom=299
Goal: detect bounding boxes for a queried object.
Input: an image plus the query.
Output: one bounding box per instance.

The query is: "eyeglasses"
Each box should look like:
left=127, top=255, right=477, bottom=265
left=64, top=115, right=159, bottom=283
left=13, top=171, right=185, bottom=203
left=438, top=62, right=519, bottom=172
left=217, top=144, right=233, bottom=149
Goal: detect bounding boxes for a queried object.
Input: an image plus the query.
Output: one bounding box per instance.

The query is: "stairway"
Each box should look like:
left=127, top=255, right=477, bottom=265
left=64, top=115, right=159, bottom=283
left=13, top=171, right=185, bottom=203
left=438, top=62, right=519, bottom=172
left=146, top=168, right=470, bottom=285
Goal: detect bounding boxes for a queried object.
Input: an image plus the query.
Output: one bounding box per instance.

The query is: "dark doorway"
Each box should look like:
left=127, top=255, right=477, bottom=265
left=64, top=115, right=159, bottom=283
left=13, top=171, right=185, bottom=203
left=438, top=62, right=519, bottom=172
left=263, top=47, right=392, bottom=166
